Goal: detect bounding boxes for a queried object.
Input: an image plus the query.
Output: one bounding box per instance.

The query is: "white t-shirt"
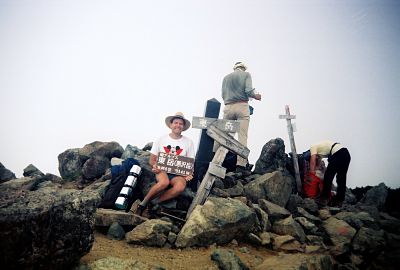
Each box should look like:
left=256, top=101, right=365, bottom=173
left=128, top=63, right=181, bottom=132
left=310, top=140, right=343, bottom=158
left=150, top=134, right=195, bottom=158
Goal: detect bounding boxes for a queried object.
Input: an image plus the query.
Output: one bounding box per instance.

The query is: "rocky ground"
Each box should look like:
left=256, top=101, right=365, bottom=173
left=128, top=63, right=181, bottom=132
left=81, top=232, right=276, bottom=269
left=1, top=140, right=400, bottom=270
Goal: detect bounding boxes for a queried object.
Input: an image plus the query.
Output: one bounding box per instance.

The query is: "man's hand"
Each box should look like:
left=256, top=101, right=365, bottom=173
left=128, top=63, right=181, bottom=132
left=152, top=164, right=161, bottom=174
left=185, top=175, right=193, bottom=181
left=254, top=93, right=262, bottom=101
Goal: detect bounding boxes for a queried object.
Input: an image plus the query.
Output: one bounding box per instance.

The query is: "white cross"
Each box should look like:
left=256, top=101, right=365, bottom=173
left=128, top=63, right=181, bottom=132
left=279, top=105, right=302, bottom=194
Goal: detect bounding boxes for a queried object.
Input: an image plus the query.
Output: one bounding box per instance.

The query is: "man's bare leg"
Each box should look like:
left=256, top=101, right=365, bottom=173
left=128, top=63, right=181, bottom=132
left=140, top=172, right=169, bottom=206
left=153, top=176, right=186, bottom=203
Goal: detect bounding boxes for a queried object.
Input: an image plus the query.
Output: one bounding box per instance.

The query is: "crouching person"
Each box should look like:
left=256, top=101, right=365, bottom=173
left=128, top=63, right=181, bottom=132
left=135, top=112, right=195, bottom=216
left=309, top=140, right=351, bottom=208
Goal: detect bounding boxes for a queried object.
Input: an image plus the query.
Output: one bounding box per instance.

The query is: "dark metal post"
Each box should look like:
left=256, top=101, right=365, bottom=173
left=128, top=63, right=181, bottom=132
left=189, top=98, right=220, bottom=191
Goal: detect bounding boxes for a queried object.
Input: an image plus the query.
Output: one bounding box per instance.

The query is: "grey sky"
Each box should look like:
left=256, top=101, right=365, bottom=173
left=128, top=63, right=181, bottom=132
left=1, top=0, right=399, bottom=188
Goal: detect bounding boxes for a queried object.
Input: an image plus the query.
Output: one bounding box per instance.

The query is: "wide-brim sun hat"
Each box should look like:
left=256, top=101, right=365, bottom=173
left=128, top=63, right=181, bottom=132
left=233, top=61, right=247, bottom=71
left=165, top=112, right=191, bottom=131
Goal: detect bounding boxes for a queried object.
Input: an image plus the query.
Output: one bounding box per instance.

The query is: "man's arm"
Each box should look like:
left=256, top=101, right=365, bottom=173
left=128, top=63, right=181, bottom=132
left=245, top=73, right=261, bottom=101
left=309, top=144, right=319, bottom=173
left=309, top=154, right=317, bottom=173
left=247, top=89, right=262, bottom=101
left=149, top=153, right=161, bottom=174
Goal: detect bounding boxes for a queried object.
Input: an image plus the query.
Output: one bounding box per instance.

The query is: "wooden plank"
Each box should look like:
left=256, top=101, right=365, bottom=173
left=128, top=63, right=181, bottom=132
left=186, top=146, right=228, bottom=219
left=206, top=124, right=250, bottom=159
left=95, top=208, right=147, bottom=226
left=279, top=115, right=296, bottom=120
left=192, top=116, right=240, bottom=133
left=208, top=163, right=226, bottom=179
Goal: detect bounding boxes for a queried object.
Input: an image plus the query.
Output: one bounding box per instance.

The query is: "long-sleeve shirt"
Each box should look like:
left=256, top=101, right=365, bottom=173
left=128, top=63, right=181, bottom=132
left=222, top=69, right=255, bottom=105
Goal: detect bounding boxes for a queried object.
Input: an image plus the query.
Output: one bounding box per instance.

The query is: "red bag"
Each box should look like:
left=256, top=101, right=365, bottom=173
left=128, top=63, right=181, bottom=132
left=303, top=172, right=323, bottom=198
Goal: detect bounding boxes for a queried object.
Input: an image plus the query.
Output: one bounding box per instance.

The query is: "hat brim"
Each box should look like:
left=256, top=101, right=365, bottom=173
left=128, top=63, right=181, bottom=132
left=234, top=63, right=247, bottom=70
left=165, top=116, right=191, bottom=131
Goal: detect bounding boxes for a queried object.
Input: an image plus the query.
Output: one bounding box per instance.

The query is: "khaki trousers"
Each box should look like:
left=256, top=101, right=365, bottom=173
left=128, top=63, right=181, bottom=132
left=214, top=103, right=250, bottom=167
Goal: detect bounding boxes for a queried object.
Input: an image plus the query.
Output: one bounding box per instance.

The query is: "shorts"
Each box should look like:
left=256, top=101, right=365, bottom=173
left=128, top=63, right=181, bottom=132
left=167, top=173, right=178, bottom=180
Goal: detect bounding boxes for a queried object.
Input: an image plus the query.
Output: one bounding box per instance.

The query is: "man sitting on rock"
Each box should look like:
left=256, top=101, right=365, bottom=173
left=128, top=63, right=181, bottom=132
left=135, top=112, right=195, bottom=216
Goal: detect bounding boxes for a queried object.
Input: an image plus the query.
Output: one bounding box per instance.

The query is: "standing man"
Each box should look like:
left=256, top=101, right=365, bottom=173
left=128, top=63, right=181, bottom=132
left=220, top=61, right=261, bottom=172
left=309, top=140, right=351, bottom=208
left=135, top=112, right=195, bottom=215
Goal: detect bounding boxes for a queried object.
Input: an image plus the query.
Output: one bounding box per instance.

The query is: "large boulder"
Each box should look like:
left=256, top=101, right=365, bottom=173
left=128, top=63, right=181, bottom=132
left=386, top=188, right=400, bottom=219
left=355, top=204, right=381, bottom=222
left=244, top=171, right=292, bottom=207
left=82, top=156, right=110, bottom=180
left=253, top=138, right=288, bottom=175
left=257, top=199, right=291, bottom=223
left=121, top=144, right=142, bottom=159
left=211, top=249, right=250, bottom=270
left=58, top=141, right=124, bottom=181
left=272, top=215, right=306, bottom=243
left=79, top=141, right=124, bottom=160
left=351, top=227, right=386, bottom=256
left=23, top=164, right=44, bottom=177
left=125, top=219, right=173, bottom=247
left=271, top=235, right=303, bottom=253
left=107, top=222, right=126, bottom=240
left=322, top=217, right=356, bottom=255
left=252, top=204, right=271, bottom=232
left=0, top=162, right=16, bottom=183
left=58, top=148, right=86, bottom=180
left=89, top=256, right=161, bottom=270
left=255, top=253, right=334, bottom=270
left=344, top=188, right=357, bottom=205
left=0, top=180, right=103, bottom=269
left=334, top=211, right=378, bottom=230
left=361, top=182, right=388, bottom=211
left=175, top=197, right=256, bottom=247
left=294, top=217, right=319, bottom=235
left=378, top=212, right=400, bottom=234
left=296, top=207, right=321, bottom=224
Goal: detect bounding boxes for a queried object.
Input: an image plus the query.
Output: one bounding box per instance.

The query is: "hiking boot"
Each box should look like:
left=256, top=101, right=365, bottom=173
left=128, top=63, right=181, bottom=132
left=134, top=204, right=146, bottom=216
left=329, top=196, right=343, bottom=208
left=135, top=205, right=153, bottom=218
left=141, top=207, right=152, bottom=218
left=130, top=200, right=149, bottom=217
left=133, top=202, right=160, bottom=218
left=315, top=197, right=329, bottom=209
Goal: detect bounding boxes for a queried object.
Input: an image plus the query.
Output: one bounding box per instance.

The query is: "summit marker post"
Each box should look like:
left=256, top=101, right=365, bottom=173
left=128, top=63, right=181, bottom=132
left=279, top=105, right=302, bottom=193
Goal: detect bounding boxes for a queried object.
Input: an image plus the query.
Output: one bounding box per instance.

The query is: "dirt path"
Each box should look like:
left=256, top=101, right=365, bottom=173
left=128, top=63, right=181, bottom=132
left=81, top=232, right=277, bottom=269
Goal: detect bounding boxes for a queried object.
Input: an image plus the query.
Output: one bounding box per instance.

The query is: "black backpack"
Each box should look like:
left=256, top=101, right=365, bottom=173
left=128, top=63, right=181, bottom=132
left=98, top=158, right=140, bottom=210
left=302, top=150, right=311, bottom=162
